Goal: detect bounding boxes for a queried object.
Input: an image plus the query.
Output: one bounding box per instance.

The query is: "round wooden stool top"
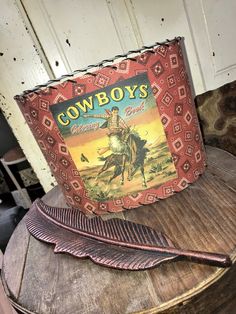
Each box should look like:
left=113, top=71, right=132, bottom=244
left=2, top=146, right=236, bottom=314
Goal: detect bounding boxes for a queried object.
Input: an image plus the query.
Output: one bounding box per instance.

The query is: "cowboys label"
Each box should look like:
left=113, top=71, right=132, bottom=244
left=50, top=73, right=177, bottom=201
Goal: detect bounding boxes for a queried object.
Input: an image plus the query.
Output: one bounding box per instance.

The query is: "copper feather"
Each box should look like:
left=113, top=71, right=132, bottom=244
left=25, top=199, right=231, bottom=270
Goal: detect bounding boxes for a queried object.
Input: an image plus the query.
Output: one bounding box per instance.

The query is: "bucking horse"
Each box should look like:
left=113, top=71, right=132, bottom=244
left=96, top=129, right=149, bottom=187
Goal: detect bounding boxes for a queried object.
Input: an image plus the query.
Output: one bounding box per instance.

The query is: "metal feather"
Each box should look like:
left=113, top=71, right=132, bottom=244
left=25, top=199, right=231, bottom=270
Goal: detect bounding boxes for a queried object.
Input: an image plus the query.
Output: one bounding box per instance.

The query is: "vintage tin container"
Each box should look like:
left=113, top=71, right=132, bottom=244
left=14, top=37, right=206, bottom=214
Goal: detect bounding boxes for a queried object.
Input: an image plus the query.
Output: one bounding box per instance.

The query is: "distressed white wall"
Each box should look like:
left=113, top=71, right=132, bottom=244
left=0, top=0, right=56, bottom=191
left=184, top=0, right=236, bottom=90
left=22, top=0, right=205, bottom=94
left=0, top=0, right=236, bottom=191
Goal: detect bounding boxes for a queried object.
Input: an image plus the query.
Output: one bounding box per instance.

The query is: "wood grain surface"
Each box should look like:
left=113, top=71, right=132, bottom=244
left=0, top=279, right=17, bottom=314
left=2, top=146, right=236, bottom=314
left=0, top=251, right=17, bottom=314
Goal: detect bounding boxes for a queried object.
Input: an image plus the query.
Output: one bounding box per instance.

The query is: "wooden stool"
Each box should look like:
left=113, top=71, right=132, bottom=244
left=1, top=146, right=32, bottom=209
left=1, top=146, right=236, bottom=313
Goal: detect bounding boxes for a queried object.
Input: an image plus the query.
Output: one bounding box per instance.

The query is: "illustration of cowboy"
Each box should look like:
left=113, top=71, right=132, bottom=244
left=83, top=106, right=129, bottom=156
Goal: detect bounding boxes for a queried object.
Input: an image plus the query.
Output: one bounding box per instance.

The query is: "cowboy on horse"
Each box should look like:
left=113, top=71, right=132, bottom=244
left=83, top=107, right=148, bottom=187
left=83, top=106, right=129, bottom=156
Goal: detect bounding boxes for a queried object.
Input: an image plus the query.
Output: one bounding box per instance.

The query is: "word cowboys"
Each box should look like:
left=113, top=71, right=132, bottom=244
left=57, top=84, right=148, bottom=126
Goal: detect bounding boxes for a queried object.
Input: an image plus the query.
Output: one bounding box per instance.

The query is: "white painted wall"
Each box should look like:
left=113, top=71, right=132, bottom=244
left=184, top=0, right=236, bottom=90
left=22, top=0, right=205, bottom=94
left=0, top=0, right=235, bottom=191
left=0, top=0, right=56, bottom=191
